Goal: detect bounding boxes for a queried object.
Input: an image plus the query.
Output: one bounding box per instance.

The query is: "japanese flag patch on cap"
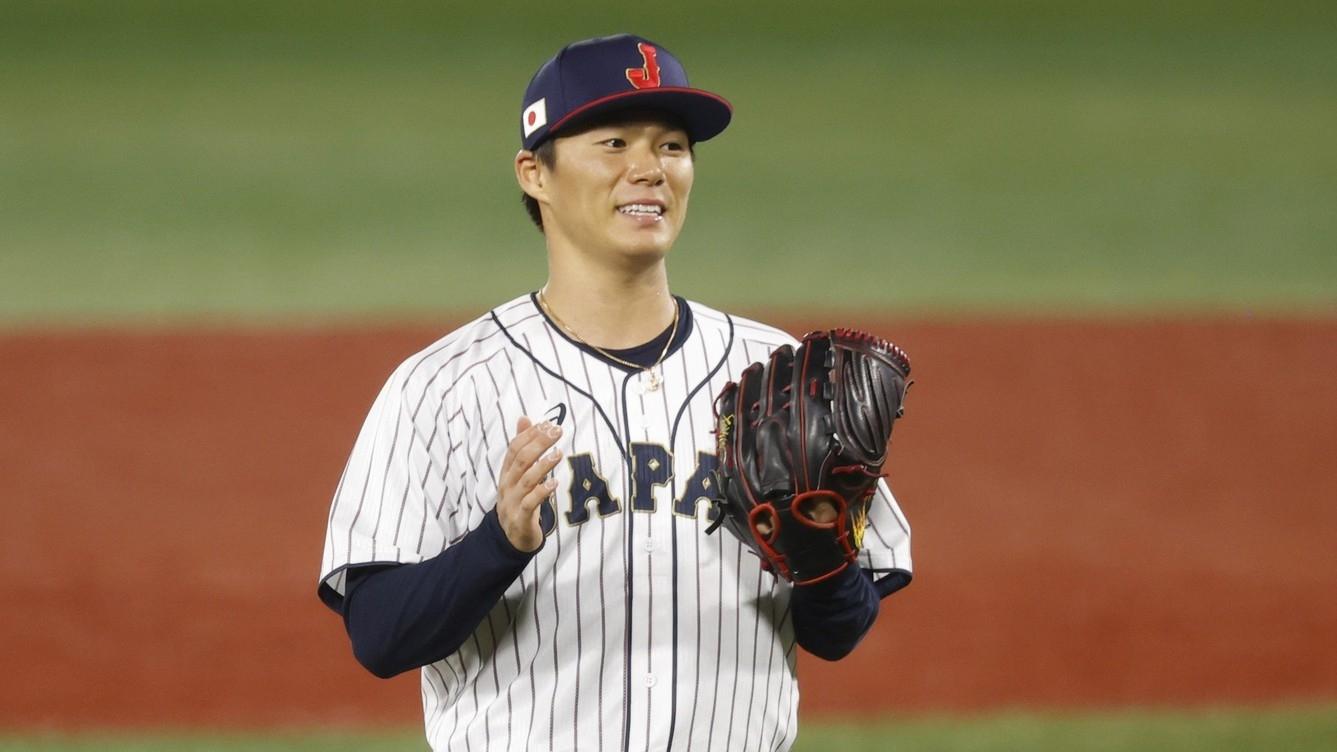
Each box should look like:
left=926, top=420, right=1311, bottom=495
left=522, top=98, right=547, bottom=139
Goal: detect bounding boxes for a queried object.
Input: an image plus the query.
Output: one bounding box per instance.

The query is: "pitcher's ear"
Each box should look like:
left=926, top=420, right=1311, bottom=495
left=515, top=149, right=546, bottom=200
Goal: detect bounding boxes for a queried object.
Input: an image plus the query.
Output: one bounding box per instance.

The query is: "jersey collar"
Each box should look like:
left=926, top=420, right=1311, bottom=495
left=530, top=292, right=695, bottom=373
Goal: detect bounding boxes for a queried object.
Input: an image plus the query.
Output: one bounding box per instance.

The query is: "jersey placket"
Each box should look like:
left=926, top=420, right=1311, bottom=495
left=618, top=365, right=679, bottom=751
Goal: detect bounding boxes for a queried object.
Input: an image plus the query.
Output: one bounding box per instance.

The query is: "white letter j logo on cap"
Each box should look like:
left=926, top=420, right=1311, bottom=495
left=523, top=98, right=547, bottom=138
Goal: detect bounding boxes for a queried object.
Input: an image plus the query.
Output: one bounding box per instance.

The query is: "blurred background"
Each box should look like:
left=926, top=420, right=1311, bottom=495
left=2, top=1, right=1334, bottom=750
left=4, top=0, right=1335, bottom=321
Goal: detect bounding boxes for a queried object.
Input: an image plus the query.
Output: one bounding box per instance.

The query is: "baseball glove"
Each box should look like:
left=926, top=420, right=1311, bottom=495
left=707, top=329, right=911, bottom=585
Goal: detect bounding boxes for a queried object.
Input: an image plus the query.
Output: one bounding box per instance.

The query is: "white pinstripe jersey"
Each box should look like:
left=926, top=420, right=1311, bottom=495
left=319, top=293, right=913, bottom=752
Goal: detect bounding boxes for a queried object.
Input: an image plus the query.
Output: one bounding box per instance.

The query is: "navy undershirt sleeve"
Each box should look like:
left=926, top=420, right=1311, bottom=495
left=790, top=565, right=892, bottom=661
left=334, top=504, right=904, bottom=672
left=337, top=508, right=536, bottom=679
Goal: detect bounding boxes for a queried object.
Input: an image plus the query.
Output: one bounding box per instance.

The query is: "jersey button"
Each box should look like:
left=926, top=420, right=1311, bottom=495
left=643, top=538, right=655, bottom=553
left=644, top=673, right=657, bottom=688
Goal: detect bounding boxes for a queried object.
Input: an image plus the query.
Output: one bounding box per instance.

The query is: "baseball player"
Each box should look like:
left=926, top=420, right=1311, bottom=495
left=318, top=34, right=913, bottom=751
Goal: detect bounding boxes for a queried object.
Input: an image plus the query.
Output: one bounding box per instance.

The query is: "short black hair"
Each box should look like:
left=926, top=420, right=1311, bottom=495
left=519, top=109, right=694, bottom=233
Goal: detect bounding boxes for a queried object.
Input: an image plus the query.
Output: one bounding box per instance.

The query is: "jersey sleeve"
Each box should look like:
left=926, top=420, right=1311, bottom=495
left=856, top=477, right=913, bottom=594
left=318, top=360, right=462, bottom=608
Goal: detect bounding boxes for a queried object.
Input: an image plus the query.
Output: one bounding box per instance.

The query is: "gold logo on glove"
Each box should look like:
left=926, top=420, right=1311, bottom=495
left=716, top=414, right=733, bottom=456
left=850, top=505, right=869, bottom=549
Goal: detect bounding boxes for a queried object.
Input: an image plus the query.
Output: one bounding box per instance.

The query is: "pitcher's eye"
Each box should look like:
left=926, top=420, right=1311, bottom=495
left=601, top=138, right=627, bottom=148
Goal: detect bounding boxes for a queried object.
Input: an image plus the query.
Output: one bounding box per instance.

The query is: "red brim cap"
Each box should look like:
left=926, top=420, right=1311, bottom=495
left=547, top=87, right=732, bottom=145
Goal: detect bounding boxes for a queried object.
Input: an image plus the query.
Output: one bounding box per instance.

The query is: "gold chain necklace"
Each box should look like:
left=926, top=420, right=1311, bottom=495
left=537, top=287, right=679, bottom=392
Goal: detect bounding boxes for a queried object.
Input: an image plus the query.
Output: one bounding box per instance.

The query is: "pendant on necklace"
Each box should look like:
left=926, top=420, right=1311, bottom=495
left=645, top=369, right=662, bottom=392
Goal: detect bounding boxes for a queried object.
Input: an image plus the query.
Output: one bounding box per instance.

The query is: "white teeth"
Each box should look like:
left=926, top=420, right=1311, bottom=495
left=618, top=203, right=664, bottom=216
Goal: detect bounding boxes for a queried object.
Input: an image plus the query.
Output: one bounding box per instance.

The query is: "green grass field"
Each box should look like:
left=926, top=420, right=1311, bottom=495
left=2, top=1, right=1334, bottom=322
left=4, top=706, right=1335, bottom=751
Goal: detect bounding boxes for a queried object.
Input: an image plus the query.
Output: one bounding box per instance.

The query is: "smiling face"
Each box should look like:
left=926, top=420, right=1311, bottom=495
left=524, top=113, right=695, bottom=266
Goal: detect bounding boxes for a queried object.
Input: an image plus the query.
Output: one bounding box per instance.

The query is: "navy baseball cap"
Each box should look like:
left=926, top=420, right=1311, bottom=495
left=520, top=34, right=732, bottom=151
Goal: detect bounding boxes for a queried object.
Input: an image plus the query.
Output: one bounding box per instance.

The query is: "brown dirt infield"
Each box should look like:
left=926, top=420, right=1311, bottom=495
left=2, top=317, right=1335, bottom=729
